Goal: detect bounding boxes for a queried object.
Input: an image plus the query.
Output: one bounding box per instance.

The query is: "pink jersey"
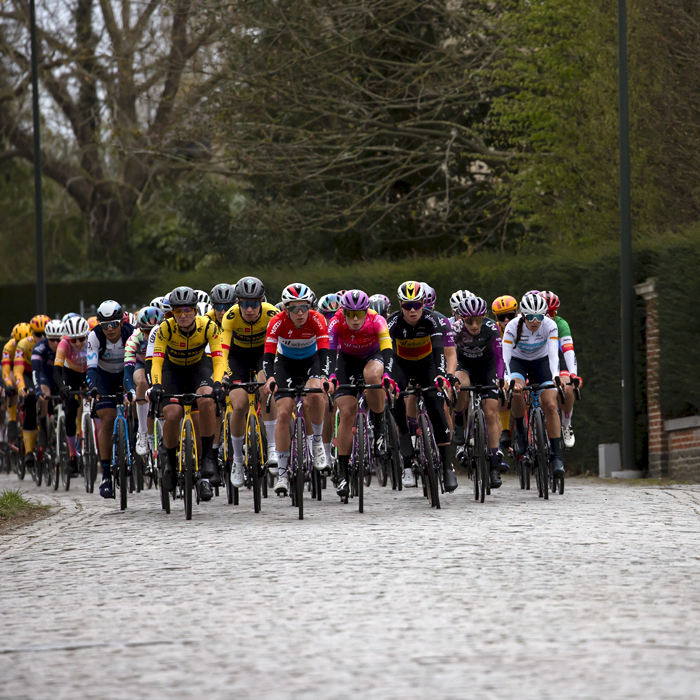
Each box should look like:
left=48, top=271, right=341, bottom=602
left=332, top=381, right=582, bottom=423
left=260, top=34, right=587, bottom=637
left=54, top=337, right=87, bottom=373
left=328, top=309, right=392, bottom=359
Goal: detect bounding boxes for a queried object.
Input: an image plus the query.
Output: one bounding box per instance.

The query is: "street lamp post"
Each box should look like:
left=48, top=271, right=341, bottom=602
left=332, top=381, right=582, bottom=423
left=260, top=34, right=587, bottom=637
left=618, top=0, right=635, bottom=471
left=29, top=0, right=47, bottom=315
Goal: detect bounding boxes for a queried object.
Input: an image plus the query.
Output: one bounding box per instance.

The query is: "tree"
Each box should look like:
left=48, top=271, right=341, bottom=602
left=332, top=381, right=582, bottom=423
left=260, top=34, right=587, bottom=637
left=0, top=0, right=228, bottom=253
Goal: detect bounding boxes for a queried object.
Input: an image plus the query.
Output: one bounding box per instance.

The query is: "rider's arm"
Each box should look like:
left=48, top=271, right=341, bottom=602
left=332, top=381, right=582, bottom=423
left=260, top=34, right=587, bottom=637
left=150, top=323, right=168, bottom=386
left=205, top=320, right=225, bottom=383
left=220, top=308, right=234, bottom=374
left=262, top=315, right=282, bottom=380
left=377, top=319, right=394, bottom=377
left=85, top=330, right=101, bottom=388
left=13, top=341, right=26, bottom=390
left=429, top=317, right=447, bottom=377
left=2, top=340, right=14, bottom=387
left=123, top=332, right=137, bottom=393
left=31, top=346, right=44, bottom=392
left=547, top=327, right=560, bottom=381
left=312, top=312, right=332, bottom=378
left=491, top=328, right=505, bottom=378
left=501, top=326, right=514, bottom=383
left=556, top=317, right=578, bottom=375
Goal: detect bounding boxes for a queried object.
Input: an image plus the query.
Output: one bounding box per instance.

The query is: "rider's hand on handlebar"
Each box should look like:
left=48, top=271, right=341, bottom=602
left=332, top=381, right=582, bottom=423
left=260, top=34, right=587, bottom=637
left=212, top=381, right=226, bottom=405
left=149, top=384, right=164, bottom=405
left=59, top=385, right=72, bottom=401
left=262, top=377, right=276, bottom=397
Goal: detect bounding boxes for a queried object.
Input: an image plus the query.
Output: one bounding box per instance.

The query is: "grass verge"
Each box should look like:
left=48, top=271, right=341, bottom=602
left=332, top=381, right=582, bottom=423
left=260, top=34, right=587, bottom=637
left=0, top=488, right=51, bottom=531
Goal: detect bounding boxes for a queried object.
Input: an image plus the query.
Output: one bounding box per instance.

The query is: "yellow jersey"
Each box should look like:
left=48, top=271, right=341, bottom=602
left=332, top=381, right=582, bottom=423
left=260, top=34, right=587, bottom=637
left=151, top=316, right=225, bottom=385
left=2, top=338, right=17, bottom=386
left=221, top=303, right=278, bottom=358
left=13, top=336, right=38, bottom=389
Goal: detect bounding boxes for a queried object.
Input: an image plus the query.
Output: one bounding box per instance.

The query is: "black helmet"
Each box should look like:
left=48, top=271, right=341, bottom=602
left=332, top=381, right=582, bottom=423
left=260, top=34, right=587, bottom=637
left=235, top=276, right=265, bottom=300
left=96, top=300, right=123, bottom=323
left=210, top=283, right=236, bottom=306
left=169, top=286, right=198, bottom=307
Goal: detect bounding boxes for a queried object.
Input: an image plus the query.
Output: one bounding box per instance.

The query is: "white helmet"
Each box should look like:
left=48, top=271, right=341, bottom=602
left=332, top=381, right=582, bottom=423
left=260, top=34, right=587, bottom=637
left=45, top=320, right=65, bottom=339
left=195, top=290, right=210, bottom=305
left=151, top=295, right=172, bottom=313
left=520, top=293, right=548, bottom=316
left=196, top=301, right=210, bottom=316
left=449, top=289, right=475, bottom=314
left=64, top=316, right=90, bottom=339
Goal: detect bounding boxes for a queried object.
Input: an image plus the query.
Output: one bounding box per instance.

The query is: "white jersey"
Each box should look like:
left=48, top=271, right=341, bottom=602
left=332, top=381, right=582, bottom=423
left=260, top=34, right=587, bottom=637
left=87, top=330, right=126, bottom=374
left=145, top=325, right=159, bottom=361
left=501, top=315, right=559, bottom=381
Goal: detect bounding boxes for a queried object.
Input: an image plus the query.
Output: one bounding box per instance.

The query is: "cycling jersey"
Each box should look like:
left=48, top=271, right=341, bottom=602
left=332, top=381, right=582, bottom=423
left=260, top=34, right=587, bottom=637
left=205, top=308, right=224, bottom=332
left=263, top=310, right=331, bottom=378
left=2, top=338, right=16, bottom=387
left=328, top=309, right=392, bottom=364
left=87, top=324, right=134, bottom=375
left=31, top=338, right=56, bottom=390
left=432, top=310, right=455, bottom=348
left=553, top=314, right=577, bottom=375
left=151, top=316, right=224, bottom=385
left=124, top=328, right=148, bottom=367
left=387, top=310, right=445, bottom=374
left=453, top=318, right=504, bottom=376
left=13, top=336, right=38, bottom=390
left=221, top=302, right=278, bottom=351
left=502, top=315, right=559, bottom=382
left=54, top=337, right=87, bottom=373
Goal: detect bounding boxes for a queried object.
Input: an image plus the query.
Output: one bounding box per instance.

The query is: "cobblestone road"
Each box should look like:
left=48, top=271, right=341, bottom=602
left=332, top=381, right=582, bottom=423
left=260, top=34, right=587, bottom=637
left=2, top=471, right=700, bottom=699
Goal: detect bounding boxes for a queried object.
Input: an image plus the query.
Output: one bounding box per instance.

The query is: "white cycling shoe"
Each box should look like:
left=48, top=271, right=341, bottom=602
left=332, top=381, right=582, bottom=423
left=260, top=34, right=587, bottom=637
left=402, top=467, right=415, bottom=488
left=267, top=449, right=279, bottom=476
left=312, top=442, right=328, bottom=471
left=135, top=432, right=149, bottom=457
left=274, top=473, right=289, bottom=496
left=231, top=460, right=245, bottom=488
left=562, top=425, right=575, bottom=449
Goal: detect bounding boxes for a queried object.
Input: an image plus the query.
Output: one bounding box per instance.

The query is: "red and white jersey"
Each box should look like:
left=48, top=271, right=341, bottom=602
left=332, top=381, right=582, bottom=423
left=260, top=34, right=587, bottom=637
left=264, top=310, right=329, bottom=360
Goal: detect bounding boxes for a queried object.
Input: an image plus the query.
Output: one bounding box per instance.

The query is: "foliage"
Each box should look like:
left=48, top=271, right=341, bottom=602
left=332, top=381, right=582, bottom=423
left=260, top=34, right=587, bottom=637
left=0, top=488, right=48, bottom=522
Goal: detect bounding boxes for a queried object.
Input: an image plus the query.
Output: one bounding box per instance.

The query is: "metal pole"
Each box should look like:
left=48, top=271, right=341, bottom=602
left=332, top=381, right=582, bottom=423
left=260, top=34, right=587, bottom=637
left=618, top=0, right=635, bottom=471
left=29, top=0, right=47, bottom=314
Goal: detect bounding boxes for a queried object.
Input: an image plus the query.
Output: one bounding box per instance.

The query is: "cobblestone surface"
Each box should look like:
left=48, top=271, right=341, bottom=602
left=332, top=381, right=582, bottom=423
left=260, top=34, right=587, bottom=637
left=2, top=471, right=700, bottom=699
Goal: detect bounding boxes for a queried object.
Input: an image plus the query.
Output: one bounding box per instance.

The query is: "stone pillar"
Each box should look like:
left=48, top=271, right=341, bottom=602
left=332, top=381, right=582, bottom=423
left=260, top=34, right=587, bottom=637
left=634, top=278, right=666, bottom=477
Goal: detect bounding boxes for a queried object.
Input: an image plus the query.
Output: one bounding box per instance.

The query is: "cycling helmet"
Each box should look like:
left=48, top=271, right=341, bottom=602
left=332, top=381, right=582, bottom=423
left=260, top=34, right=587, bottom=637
left=195, top=290, right=210, bottom=305
left=397, top=281, right=426, bottom=303
left=126, top=312, right=137, bottom=326
left=449, top=290, right=475, bottom=314
left=30, top=315, right=51, bottom=334
left=281, top=283, right=314, bottom=306
left=492, top=295, right=518, bottom=315
left=368, top=294, right=391, bottom=318
left=524, top=289, right=541, bottom=296
left=87, top=316, right=99, bottom=331
left=137, top=306, right=164, bottom=331
left=458, top=296, right=488, bottom=318
left=12, top=323, right=32, bottom=343
left=275, top=301, right=285, bottom=311
left=236, top=276, right=265, bottom=300
left=540, top=290, right=560, bottom=315
left=45, top=320, right=64, bottom=339
left=336, top=289, right=348, bottom=298
left=318, top=294, right=342, bottom=316
left=95, top=301, right=123, bottom=324
left=61, top=312, right=80, bottom=323
left=169, top=286, right=198, bottom=308
left=421, top=283, right=437, bottom=310
left=196, top=301, right=210, bottom=316
left=210, top=283, right=236, bottom=306
left=64, top=316, right=89, bottom=339
left=309, top=290, right=318, bottom=309
left=520, top=293, right=548, bottom=316
left=341, top=289, right=370, bottom=311
left=151, top=295, right=172, bottom=313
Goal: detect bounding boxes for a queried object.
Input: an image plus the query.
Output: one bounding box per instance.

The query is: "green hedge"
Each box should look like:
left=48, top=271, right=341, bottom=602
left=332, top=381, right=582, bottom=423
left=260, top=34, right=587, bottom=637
left=163, top=232, right=700, bottom=475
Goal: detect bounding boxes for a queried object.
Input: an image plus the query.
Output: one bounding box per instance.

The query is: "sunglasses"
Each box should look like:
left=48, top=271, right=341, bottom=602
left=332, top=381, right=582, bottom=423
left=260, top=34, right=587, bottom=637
left=239, top=299, right=261, bottom=310
left=172, top=306, right=195, bottom=316
left=525, top=313, right=545, bottom=322
left=34, top=331, right=45, bottom=338
left=70, top=336, right=87, bottom=344
left=100, top=320, right=121, bottom=330
left=497, top=313, right=517, bottom=322
left=343, top=309, right=367, bottom=320
left=401, top=302, right=423, bottom=311
left=287, top=304, right=310, bottom=314
left=213, top=303, right=229, bottom=312
left=464, top=316, right=484, bottom=324
left=48, top=337, right=61, bottom=343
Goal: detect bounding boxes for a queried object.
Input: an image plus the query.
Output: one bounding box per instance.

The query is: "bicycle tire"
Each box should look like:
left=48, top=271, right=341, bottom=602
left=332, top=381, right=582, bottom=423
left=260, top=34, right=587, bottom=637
left=517, top=455, right=526, bottom=490
left=184, top=420, right=194, bottom=520
left=115, top=419, right=127, bottom=509
left=469, top=426, right=479, bottom=502
left=158, top=435, right=170, bottom=514
left=386, top=409, right=402, bottom=491
left=15, top=441, right=26, bottom=481
left=475, top=409, right=487, bottom=504
left=295, top=417, right=304, bottom=520
left=58, top=416, right=71, bottom=492
left=419, top=414, right=440, bottom=509
left=533, top=410, right=548, bottom=500
left=357, top=417, right=365, bottom=513
left=88, top=422, right=98, bottom=493
left=249, top=413, right=262, bottom=513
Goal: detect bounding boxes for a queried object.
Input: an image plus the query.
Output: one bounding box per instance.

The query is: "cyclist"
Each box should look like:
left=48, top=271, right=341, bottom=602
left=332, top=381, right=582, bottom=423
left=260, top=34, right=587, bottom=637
left=502, top=293, right=565, bottom=476
left=145, top=295, right=173, bottom=381
left=452, top=297, right=505, bottom=488
left=422, top=283, right=457, bottom=373
left=387, top=282, right=458, bottom=492
left=86, top=300, right=135, bottom=498
left=2, top=322, right=31, bottom=442
left=317, top=294, right=343, bottom=463
left=318, top=294, right=342, bottom=322
left=208, top=283, right=236, bottom=329
left=449, top=290, right=474, bottom=323
left=14, top=315, right=51, bottom=472
left=368, top=294, right=391, bottom=319
left=124, top=306, right=164, bottom=456
left=328, top=289, right=394, bottom=498
left=541, top=291, right=581, bottom=448
left=491, top=295, right=519, bottom=450
left=150, top=286, right=225, bottom=501
left=54, top=316, right=89, bottom=474
left=262, top=283, right=332, bottom=496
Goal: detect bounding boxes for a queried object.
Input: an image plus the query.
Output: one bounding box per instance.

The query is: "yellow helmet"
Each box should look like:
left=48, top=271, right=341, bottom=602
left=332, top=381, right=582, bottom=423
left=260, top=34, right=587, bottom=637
left=87, top=316, right=99, bottom=331
left=397, top=281, right=426, bottom=303
left=492, top=295, right=518, bottom=315
left=12, top=322, right=32, bottom=343
left=30, top=314, right=51, bottom=334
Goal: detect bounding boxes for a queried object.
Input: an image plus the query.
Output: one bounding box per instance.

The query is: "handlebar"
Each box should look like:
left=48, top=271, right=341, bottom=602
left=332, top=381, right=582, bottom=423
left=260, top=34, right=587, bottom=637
left=150, top=392, right=222, bottom=418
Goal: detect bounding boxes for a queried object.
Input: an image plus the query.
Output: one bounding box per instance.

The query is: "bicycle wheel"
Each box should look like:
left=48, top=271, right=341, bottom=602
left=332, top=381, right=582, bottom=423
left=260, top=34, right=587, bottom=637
left=356, top=417, right=365, bottom=513
left=419, top=414, right=440, bottom=509
left=533, top=410, right=548, bottom=500
left=295, top=418, right=304, bottom=520
left=248, top=413, right=262, bottom=513
left=475, top=409, right=487, bottom=503
left=184, top=420, right=194, bottom=520
left=57, top=416, right=71, bottom=491
left=386, top=410, right=402, bottom=491
left=115, top=419, right=127, bottom=509
left=157, top=433, right=170, bottom=514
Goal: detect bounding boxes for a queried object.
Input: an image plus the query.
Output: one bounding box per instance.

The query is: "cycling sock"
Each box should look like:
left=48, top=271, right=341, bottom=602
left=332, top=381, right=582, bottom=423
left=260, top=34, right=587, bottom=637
left=438, top=444, right=453, bottom=471
left=306, top=435, right=313, bottom=455
left=454, top=410, right=464, bottom=421
left=23, top=430, right=36, bottom=453
left=337, top=454, right=349, bottom=480
left=323, top=442, right=331, bottom=462
left=403, top=456, right=413, bottom=471
left=561, top=408, right=573, bottom=426
left=67, top=435, right=77, bottom=457
left=201, top=435, right=213, bottom=457
left=136, top=401, right=149, bottom=432
left=514, top=416, right=525, bottom=434
left=101, top=459, right=111, bottom=479
left=311, top=422, right=323, bottom=442
left=489, top=447, right=500, bottom=467
left=277, top=451, right=289, bottom=477
left=550, top=437, right=564, bottom=460
left=232, top=435, right=244, bottom=461
left=407, top=416, right=418, bottom=436
left=370, top=409, right=383, bottom=428
left=263, top=420, right=277, bottom=450
left=8, top=405, right=17, bottom=421
left=166, top=447, right=177, bottom=471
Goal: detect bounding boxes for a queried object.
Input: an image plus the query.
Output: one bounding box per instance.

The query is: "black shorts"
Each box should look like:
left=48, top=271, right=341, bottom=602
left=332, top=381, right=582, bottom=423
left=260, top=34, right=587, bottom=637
left=228, top=346, right=264, bottom=382
left=92, top=367, right=124, bottom=411
left=273, top=355, right=322, bottom=401
left=161, top=358, right=214, bottom=395
left=456, top=356, right=499, bottom=400
left=334, top=351, right=384, bottom=398
left=508, top=356, right=555, bottom=387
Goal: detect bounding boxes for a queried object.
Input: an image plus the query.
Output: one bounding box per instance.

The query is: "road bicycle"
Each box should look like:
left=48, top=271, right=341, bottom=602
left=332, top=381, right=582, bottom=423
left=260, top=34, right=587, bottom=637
left=75, top=389, right=99, bottom=493
left=9, top=393, right=26, bottom=481
left=271, top=381, right=332, bottom=520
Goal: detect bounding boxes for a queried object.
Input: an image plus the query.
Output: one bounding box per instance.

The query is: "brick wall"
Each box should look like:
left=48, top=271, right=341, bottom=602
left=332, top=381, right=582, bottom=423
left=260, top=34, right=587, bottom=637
left=666, top=419, right=700, bottom=481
